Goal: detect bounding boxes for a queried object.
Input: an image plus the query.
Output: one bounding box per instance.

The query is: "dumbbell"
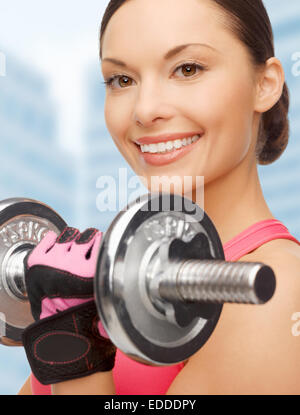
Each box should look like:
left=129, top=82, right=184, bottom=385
left=0, top=193, right=276, bottom=366
left=0, top=198, right=67, bottom=346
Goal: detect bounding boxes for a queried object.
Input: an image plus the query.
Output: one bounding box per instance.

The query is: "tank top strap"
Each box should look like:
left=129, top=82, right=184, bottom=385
left=223, top=219, right=300, bottom=262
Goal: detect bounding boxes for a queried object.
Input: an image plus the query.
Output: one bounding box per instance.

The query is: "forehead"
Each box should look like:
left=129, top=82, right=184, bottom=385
left=101, top=0, right=236, bottom=60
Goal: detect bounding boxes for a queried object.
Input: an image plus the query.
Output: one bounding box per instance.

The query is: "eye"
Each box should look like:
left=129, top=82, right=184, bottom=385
left=102, top=75, right=134, bottom=90
left=173, top=62, right=205, bottom=78
left=102, top=62, right=206, bottom=90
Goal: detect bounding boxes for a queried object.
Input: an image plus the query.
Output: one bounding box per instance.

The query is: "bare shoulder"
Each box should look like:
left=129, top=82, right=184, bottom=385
left=166, top=239, right=300, bottom=395
left=241, top=237, right=300, bottom=264
left=242, top=238, right=300, bottom=302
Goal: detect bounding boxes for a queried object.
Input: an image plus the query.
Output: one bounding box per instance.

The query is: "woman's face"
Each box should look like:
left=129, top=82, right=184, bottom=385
left=101, top=0, right=259, bottom=195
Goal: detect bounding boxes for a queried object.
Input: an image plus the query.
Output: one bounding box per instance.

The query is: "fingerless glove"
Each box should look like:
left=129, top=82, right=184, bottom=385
left=22, top=227, right=116, bottom=385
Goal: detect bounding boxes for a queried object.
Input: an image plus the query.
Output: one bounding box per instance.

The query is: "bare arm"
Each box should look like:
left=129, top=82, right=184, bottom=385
left=18, top=376, right=32, bottom=395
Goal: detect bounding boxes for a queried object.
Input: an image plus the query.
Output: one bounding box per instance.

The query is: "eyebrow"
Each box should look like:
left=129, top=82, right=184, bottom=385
left=101, top=43, right=218, bottom=67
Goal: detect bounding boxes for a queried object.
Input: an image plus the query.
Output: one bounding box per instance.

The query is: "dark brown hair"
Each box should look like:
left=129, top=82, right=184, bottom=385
left=99, top=0, right=289, bottom=165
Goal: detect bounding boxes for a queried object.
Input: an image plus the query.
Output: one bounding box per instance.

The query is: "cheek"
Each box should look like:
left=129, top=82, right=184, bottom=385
left=184, top=69, right=254, bottom=126
left=217, top=83, right=254, bottom=162
left=186, top=72, right=255, bottom=156
left=170, top=71, right=256, bottom=184
left=104, top=96, right=138, bottom=167
left=104, top=96, right=132, bottom=143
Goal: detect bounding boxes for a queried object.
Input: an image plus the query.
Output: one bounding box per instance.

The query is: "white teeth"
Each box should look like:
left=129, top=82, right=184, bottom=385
left=140, top=134, right=201, bottom=154
left=149, top=144, right=157, bottom=153
left=157, top=142, right=166, bottom=152
left=174, top=139, right=183, bottom=149
left=166, top=141, right=173, bottom=151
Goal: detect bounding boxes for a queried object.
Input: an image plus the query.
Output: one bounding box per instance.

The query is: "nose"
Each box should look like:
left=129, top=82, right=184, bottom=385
left=133, top=79, right=174, bottom=127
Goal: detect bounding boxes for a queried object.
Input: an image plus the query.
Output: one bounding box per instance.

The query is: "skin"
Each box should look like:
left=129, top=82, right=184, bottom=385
left=19, top=0, right=300, bottom=394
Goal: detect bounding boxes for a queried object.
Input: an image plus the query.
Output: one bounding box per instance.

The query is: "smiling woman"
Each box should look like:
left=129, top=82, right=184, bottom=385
left=25, top=0, right=300, bottom=395
left=98, top=0, right=291, bottom=242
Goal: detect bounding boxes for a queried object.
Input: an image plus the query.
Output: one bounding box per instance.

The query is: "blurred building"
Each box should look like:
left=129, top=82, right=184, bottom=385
left=79, top=63, right=147, bottom=232
left=0, top=49, right=76, bottom=225
left=258, top=1, right=300, bottom=239
left=0, top=48, right=77, bottom=395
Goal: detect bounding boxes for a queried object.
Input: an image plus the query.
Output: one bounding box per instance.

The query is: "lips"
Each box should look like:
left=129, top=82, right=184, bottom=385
left=135, top=131, right=204, bottom=145
left=135, top=132, right=204, bottom=167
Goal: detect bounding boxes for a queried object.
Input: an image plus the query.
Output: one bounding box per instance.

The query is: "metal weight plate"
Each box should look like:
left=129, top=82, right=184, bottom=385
left=0, top=198, right=67, bottom=346
left=95, top=192, right=224, bottom=366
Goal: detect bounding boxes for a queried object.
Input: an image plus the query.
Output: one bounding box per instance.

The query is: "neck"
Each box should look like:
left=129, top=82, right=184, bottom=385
left=188, top=155, right=275, bottom=245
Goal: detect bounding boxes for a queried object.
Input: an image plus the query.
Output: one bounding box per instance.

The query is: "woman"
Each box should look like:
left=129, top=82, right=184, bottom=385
left=19, top=0, right=300, bottom=395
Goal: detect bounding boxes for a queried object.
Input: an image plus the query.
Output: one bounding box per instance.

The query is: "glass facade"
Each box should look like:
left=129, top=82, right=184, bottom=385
left=0, top=50, right=76, bottom=394
left=0, top=50, right=76, bottom=223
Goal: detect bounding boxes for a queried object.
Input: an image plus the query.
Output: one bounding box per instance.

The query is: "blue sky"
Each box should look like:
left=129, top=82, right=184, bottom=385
left=0, top=0, right=110, bottom=155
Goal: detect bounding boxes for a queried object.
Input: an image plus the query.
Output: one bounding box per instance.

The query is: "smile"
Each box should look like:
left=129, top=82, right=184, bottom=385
left=135, top=133, right=204, bottom=167
left=139, top=134, right=201, bottom=154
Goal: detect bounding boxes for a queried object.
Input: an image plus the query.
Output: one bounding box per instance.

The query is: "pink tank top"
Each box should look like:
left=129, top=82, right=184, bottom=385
left=30, top=219, right=300, bottom=395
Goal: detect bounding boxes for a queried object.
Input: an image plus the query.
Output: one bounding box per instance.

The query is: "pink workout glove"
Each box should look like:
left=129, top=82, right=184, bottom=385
left=22, top=227, right=116, bottom=386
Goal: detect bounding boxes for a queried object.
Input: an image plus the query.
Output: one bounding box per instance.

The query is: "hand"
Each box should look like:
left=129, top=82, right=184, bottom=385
left=25, top=227, right=101, bottom=317
left=22, top=227, right=116, bottom=385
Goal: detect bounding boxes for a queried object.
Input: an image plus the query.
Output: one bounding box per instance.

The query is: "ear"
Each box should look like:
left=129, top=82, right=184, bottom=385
left=254, top=57, right=285, bottom=113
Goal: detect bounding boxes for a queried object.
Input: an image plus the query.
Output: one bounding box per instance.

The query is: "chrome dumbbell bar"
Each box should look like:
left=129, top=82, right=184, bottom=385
left=0, top=194, right=276, bottom=366
left=95, top=193, right=276, bottom=365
